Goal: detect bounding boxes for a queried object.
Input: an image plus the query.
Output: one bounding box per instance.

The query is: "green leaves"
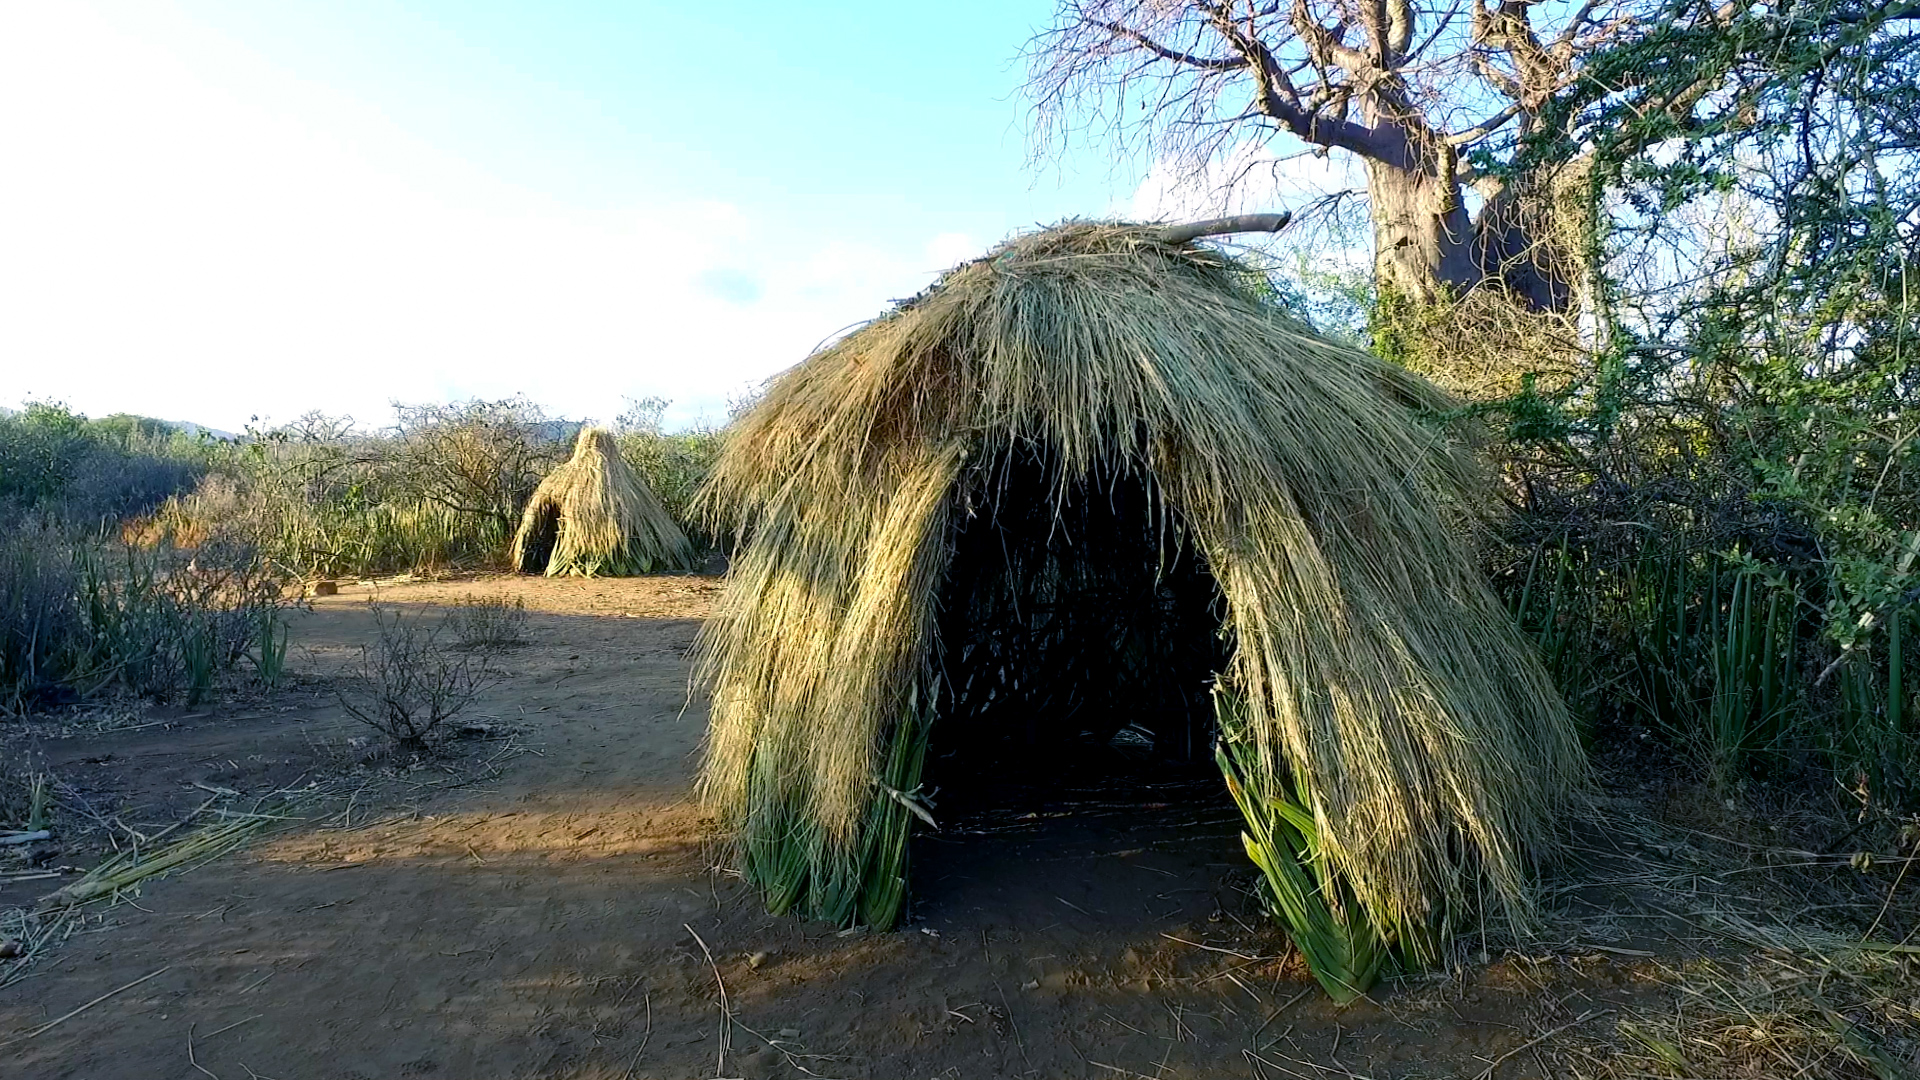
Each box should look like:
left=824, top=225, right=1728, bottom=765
left=737, top=679, right=937, bottom=931
left=1214, top=692, right=1393, bottom=1005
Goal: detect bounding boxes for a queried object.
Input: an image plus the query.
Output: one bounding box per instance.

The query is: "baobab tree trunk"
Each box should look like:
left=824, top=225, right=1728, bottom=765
left=1363, top=156, right=1481, bottom=305
left=1473, top=162, right=1593, bottom=314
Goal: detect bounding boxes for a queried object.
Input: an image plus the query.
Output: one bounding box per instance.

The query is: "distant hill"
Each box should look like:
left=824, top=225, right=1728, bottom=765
left=163, top=419, right=238, bottom=441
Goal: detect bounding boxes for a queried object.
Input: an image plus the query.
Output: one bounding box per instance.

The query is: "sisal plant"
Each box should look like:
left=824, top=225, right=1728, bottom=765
left=510, top=427, right=697, bottom=577
left=693, top=221, right=1585, bottom=999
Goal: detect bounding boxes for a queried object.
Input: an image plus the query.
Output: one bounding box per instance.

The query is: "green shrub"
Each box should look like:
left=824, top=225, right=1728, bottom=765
left=0, top=401, right=205, bottom=526
left=0, top=518, right=292, bottom=713
left=614, top=395, right=724, bottom=545
left=139, top=404, right=549, bottom=581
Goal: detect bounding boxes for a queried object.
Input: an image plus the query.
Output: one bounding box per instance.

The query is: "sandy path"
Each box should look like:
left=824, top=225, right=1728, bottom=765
left=1, top=575, right=1631, bottom=1079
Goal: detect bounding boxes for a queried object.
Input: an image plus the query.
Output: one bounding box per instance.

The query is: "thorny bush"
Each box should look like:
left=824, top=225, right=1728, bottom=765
left=449, top=595, right=530, bottom=650
left=337, top=602, right=501, bottom=753
left=1474, top=0, right=1920, bottom=829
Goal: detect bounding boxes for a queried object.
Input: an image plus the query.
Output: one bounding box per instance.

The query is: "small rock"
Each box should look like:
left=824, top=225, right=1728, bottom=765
left=0, top=940, right=21, bottom=959
left=777, top=1028, right=801, bottom=1039
left=1020, top=979, right=1039, bottom=991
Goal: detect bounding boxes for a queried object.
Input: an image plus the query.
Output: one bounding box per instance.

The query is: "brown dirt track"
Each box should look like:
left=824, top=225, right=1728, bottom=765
left=0, top=574, right=1665, bottom=1080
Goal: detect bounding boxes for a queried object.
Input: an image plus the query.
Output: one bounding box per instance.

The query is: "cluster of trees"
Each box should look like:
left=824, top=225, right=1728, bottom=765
left=128, top=397, right=722, bottom=582
left=0, top=397, right=721, bottom=711
left=0, top=402, right=206, bottom=525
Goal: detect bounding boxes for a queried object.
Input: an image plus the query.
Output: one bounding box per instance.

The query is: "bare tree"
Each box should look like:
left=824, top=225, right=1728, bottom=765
left=1026, top=0, right=1634, bottom=310
left=390, top=398, right=567, bottom=537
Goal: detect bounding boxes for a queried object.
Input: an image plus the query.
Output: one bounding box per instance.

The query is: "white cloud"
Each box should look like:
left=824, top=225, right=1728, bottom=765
left=0, top=4, right=960, bottom=432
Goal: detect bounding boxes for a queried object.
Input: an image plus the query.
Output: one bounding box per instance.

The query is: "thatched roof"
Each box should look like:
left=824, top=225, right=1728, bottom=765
left=694, top=222, right=1583, bottom=944
left=511, top=427, right=696, bottom=576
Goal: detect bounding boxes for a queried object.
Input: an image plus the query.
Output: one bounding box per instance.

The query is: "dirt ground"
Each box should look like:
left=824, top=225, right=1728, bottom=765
left=0, top=575, right=1744, bottom=1079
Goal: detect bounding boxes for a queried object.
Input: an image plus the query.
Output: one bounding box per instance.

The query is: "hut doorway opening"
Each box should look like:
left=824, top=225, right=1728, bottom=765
left=923, top=445, right=1231, bottom=817
left=515, top=504, right=562, bottom=574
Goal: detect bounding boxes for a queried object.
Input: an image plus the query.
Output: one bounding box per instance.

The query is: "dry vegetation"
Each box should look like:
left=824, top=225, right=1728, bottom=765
left=334, top=602, right=503, bottom=754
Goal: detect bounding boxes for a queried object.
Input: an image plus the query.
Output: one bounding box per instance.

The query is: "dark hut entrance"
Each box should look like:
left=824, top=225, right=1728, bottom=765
left=928, top=446, right=1228, bottom=785
left=912, top=446, right=1239, bottom=921
left=515, top=503, right=561, bottom=574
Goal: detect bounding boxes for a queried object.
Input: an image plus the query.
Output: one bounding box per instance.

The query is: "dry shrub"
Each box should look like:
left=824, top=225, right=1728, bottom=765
left=337, top=603, right=500, bottom=753
left=390, top=397, right=563, bottom=537
left=450, top=595, right=529, bottom=650
left=121, top=473, right=238, bottom=549
left=1375, top=285, right=1586, bottom=401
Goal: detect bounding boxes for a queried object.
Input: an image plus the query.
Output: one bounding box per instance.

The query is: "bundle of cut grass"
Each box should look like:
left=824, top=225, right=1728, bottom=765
left=694, top=221, right=1584, bottom=987
left=511, top=427, right=697, bottom=576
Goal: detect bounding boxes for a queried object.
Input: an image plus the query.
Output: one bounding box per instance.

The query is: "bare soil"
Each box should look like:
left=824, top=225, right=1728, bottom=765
left=2, top=575, right=1689, bottom=1079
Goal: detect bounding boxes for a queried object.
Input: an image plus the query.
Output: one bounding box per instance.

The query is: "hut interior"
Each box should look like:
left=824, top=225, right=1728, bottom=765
left=924, top=443, right=1229, bottom=810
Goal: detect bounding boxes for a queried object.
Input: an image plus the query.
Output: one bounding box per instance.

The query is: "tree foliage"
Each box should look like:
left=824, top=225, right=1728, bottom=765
left=1489, top=0, right=1920, bottom=809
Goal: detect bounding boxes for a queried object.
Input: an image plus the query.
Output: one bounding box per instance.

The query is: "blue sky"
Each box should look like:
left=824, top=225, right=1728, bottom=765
left=0, top=2, right=1351, bottom=430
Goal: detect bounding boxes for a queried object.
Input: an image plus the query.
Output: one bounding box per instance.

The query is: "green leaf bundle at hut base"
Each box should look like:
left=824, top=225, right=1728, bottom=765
left=693, top=220, right=1585, bottom=999
left=511, top=426, right=697, bottom=576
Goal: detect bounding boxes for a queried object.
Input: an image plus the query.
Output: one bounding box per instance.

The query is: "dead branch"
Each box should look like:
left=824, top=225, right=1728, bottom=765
left=1158, top=212, right=1295, bottom=244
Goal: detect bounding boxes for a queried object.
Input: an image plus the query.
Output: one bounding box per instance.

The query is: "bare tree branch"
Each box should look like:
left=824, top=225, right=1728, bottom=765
left=1447, top=101, right=1526, bottom=145
left=1096, top=20, right=1245, bottom=71
left=1024, top=0, right=1622, bottom=307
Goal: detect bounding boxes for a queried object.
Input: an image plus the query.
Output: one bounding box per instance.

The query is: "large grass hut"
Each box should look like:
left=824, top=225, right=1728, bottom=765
left=695, top=222, right=1583, bottom=996
left=511, top=427, right=696, bottom=576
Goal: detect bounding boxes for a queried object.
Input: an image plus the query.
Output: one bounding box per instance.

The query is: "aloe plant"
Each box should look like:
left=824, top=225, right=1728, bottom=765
left=1214, top=691, right=1391, bottom=1004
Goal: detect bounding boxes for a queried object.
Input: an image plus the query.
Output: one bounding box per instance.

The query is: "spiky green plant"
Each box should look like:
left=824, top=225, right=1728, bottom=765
left=183, top=619, right=215, bottom=706
left=1215, top=690, right=1391, bottom=1003
left=254, top=607, right=288, bottom=688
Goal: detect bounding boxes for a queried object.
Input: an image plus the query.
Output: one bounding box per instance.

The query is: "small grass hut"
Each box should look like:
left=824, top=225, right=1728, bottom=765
left=511, top=426, right=696, bottom=577
left=694, top=222, right=1584, bottom=997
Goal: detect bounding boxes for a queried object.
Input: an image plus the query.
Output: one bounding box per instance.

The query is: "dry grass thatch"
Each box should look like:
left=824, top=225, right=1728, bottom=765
left=694, top=221, right=1586, bottom=945
left=510, top=427, right=696, bottom=577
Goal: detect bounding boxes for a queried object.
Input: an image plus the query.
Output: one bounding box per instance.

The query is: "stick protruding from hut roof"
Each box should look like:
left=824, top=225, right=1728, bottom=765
left=1156, top=212, right=1294, bottom=245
